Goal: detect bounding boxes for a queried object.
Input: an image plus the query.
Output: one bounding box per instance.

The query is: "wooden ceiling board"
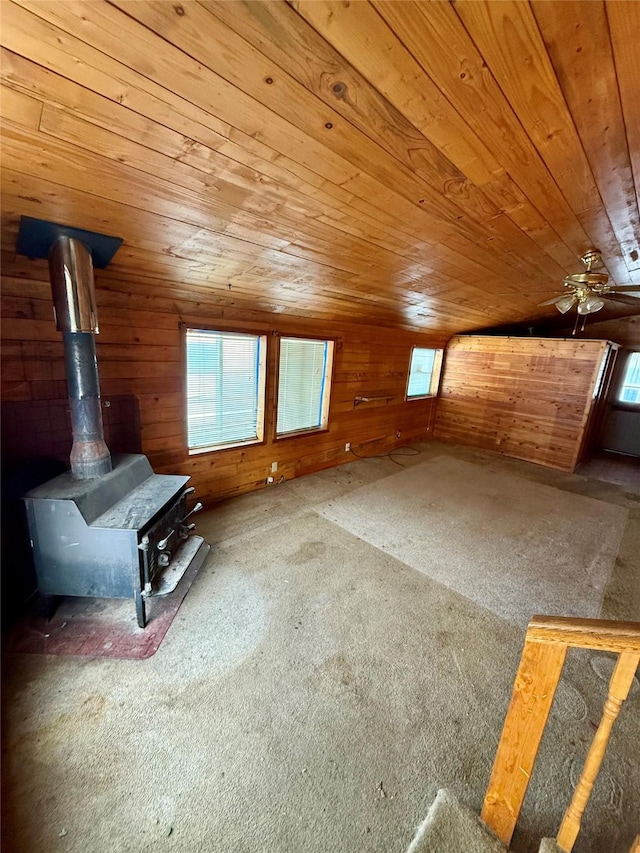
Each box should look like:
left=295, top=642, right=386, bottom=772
left=2, top=53, right=427, bottom=265
left=531, top=0, right=640, bottom=273
left=452, top=0, right=634, bottom=284
left=2, top=150, right=496, bottom=317
left=293, top=1, right=593, bottom=266
left=47, top=0, right=568, bottom=289
left=1, top=0, right=638, bottom=335
left=0, top=44, right=552, bottom=302
left=0, top=9, right=546, bottom=291
left=368, top=1, right=583, bottom=270
left=606, top=1, right=640, bottom=218
left=200, top=0, right=574, bottom=281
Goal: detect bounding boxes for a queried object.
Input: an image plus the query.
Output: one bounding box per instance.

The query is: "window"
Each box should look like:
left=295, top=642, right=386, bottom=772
left=618, top=352, right=640, bottom=405
left=406, top=347, right=442, bottom=398
left=185, top=329, right=266, bottom=452
left=276, top=337, right=334, bottom=436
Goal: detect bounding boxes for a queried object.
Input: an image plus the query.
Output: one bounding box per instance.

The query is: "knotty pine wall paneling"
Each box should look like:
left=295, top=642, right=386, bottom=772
left=1, top=259, right=445, bottom=505
left=434, top=335, right=610, bottom=472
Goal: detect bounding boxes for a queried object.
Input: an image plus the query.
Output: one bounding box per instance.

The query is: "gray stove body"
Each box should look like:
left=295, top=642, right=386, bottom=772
left=24, top=453, right=208, bottom=627
left=18, top=223, right=209, bottom=628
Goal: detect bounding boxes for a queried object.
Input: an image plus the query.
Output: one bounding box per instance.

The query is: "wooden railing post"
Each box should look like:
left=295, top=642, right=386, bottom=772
left=481, top=636, right=567, bottom=845
left=556, top=652, right=640, bottom=852
left=481, top=617, right=640, bottom=849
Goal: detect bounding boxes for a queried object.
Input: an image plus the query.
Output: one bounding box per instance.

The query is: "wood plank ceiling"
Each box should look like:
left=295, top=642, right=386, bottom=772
left=1, top=0, right=639, bottom=336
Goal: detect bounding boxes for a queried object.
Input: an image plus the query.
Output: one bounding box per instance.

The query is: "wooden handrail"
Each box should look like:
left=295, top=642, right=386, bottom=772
left=526, top=615, right=640, bottom=653
left=481, top=616, right=640, bottom=850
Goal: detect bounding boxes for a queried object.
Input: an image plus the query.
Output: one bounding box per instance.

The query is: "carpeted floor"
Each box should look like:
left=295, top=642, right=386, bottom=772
left=317, top=456, right=628, bottom=627
left=2, top=443, right=639, bottom=853
left=577, top=452, right=640, bottom=495
left=3, top=547, right=206, bottom=659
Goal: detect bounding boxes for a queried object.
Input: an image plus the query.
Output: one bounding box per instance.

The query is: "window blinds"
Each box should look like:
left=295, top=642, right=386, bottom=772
left=186, top=329, right=263, bottom=450
left=277, top=338, right=330, bottom=434
left=407, top=348, right=436, bottom=397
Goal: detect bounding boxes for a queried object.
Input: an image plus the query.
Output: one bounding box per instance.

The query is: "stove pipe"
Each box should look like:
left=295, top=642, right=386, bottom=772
left=49, top=235, right=112, bottom=479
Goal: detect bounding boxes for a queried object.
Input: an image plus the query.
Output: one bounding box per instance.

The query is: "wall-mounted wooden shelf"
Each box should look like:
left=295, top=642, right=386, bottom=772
left=354, top=395, right=395, bottom=408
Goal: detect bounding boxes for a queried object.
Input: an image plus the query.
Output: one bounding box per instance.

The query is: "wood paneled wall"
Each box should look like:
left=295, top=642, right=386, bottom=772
left=1, top=257, right=445, bottom=504
left=435, top=335, right=609, bottom=472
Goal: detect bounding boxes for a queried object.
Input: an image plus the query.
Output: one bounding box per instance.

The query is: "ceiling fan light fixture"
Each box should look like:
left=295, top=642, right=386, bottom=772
left=564, top=271, right=609, bottom=287
left=542, top=250, right=624, bottom=329
left=555, top=294, right=577, bottom=314
left=577, top=295, right=605, bottom=315
left=584, top=295, right=605, bottom=314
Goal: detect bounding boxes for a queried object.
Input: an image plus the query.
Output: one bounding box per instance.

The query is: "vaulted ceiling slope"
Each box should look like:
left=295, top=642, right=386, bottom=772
left=1, top=0, right=639, bottom=335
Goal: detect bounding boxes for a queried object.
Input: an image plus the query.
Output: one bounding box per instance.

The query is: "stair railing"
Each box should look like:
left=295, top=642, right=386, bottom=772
left=481, top=615, right=640, bottom=852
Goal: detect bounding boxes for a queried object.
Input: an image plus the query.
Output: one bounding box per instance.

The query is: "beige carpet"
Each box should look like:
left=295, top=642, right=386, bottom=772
left=317, top=456, right=628, bottom=627
left=2, top=445, right=638, bottom=853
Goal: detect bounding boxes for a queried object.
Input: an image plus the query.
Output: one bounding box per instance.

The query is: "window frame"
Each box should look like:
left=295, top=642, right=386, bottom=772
left=615, top=349, right=640, bottom=410
left=184, top=326, right=268, bottom=456
left=405, top=346, right=443, bottom=400
left=274, top=334, right=335, bottom=440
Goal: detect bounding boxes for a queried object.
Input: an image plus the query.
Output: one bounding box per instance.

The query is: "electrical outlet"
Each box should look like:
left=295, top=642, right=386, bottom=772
left=271, top=461, right=278, bottom=473
left=266, top=476, right=274, bottom=484
left=345, top=442, right=351, bottom=452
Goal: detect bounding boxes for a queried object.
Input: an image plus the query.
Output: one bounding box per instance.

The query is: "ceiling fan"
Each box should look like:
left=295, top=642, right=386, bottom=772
left=538, top=249, right=640, bottom=328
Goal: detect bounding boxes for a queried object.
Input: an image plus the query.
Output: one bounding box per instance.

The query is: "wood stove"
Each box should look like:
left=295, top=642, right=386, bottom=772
left=19, top=218, right=209, bottom=627
left=24, top=454, right=208, bottom=628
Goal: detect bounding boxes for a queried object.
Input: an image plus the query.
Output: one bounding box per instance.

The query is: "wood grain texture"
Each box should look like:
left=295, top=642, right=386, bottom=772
left=527, top=616, right=640, bottom=654
left=483, top=617, right=640, bottom=845
left=606, top=2, right=640, bottom=217
left=481, top=638, right=567, bottom=844
left=2, top=0, right=639, bottom=491
left=0, top=259, right=442, bottom=503
left=532, top=0, right=640, bottom=273
left=434, top=335, right=609, bottom=472
left=0, top=0, right=638, bottom=340
left=453, top=0, right=633, bottom=285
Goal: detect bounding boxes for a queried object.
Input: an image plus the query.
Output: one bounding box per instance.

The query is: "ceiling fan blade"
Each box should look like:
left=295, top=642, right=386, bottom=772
left=606, top=285, right=640, bottom=291
left=538, top=294, right=566, bottom=306
left=602, top=293, right=640, bottom=306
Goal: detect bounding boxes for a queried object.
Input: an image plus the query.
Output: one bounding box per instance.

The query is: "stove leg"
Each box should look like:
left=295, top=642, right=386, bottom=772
left=135, top=591, right=146, bottom=629
left=39, top=594, right=61, bottom=622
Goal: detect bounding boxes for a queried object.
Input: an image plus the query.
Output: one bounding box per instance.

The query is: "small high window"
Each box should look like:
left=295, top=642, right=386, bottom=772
left=277, top=337, right=334, bottom=436
left=618, top=352, right=640, bottom=405
left=185, top=328, right=267, bottom=452
left=406, top=347, right=442, bottom=399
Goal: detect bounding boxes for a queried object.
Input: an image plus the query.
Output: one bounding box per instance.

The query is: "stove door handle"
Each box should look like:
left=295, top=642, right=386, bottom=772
left=157, top=528, right=176, bottom=551
left=182, top=502, right=203, bottom=523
